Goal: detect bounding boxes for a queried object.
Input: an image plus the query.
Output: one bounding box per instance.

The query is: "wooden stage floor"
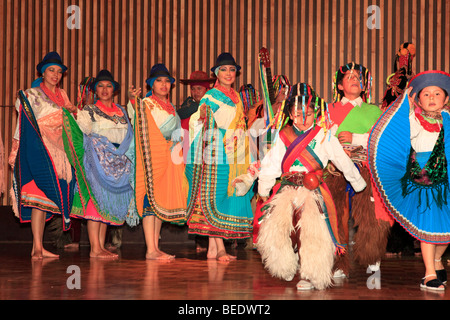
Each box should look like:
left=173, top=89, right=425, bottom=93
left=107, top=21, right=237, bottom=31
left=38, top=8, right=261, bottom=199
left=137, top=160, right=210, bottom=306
left=0, top=241, right=449, bottom=304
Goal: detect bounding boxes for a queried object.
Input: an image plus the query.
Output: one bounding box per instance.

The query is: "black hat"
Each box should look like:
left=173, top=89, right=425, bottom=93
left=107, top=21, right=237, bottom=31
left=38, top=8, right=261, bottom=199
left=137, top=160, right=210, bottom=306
left=211, top=52, right=241, bottom=72
left=146, top=63, right=175, bottom=88
left=36, top=51, right=68, bottom=74
left=90, top=69, right=120, bottom=92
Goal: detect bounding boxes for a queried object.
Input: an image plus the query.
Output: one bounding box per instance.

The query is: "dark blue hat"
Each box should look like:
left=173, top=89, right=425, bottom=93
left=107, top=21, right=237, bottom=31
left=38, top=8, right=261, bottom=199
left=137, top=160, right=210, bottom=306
left=146, top=64, right=175, bottom=87
left=211, top=52, right=241, bottom=72
left=409, top=70, right=450, bottom=101
left=90, top=69, right=120, bottom=92
left=36, top=51, right=68, bottom=74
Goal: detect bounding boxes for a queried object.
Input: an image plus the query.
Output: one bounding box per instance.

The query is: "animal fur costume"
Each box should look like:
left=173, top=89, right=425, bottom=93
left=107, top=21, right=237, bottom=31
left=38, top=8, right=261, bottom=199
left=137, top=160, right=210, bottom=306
left=326, top=62, right=394, bottom=276
left=256, top=93, right=366, bottom=290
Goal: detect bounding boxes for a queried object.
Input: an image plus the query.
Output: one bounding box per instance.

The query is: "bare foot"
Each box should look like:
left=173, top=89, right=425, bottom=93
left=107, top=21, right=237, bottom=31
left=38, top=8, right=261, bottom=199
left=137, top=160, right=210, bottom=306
left=31, top=248, right=59, bottom=260
left=90, top=249, right=118, bottom=259
left=146, top=251, right=175, bottom=260
left=216, top=250, right=236, bottom=262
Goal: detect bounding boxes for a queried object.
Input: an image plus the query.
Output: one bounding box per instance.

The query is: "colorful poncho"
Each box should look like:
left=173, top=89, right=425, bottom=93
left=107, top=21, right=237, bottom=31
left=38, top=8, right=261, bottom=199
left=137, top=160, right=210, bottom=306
left=185, top=87, right=254, bottom=239
left=12, top=90, right=75, bottom=230
left=133, top=97, right=187, bottom=224
left=62, top=104, right=134, bottom=226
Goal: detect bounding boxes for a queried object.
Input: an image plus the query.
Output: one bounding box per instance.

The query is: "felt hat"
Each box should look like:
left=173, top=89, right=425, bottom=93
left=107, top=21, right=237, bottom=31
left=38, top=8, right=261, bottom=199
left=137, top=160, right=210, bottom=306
left=211, top=52, right=241, bottom=73
left=333, top=62, right=372, bottom=103
left=146, top=63, right=175, bottom=88
left=179, top=70, right=216, bottom=88
left=408, top=70, right=450, bottom=101
left=90, top=69, right=120, bottom=92
left=36, top=51, right=68, bottom=74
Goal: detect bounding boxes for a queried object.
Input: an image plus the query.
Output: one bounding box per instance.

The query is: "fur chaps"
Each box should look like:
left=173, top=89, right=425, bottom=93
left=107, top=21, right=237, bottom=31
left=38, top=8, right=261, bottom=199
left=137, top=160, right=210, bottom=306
left=352, top=166, right=391, bottom=266
left=323, top=169, right=350, bottom=275
left=256, top=186, right=336, bottom=290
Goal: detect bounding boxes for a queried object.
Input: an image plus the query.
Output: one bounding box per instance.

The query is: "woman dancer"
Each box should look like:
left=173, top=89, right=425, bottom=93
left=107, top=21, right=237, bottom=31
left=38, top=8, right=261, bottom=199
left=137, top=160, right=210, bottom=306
left=10, top=52, right=76, bottom=259
left=63, top=69, right=134, bottom=259
left=185, top=53, right=254, bottom=262
left=129, top=63, right=187, bottom=260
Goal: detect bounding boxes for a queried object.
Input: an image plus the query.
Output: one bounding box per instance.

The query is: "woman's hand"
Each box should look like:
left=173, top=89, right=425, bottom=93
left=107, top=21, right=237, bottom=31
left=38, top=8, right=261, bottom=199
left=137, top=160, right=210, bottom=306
left=66, top=103, right=78, bottom=113
left=129, top=85, right=142, bottom=101
left=198, top=104, right=207, bottom=121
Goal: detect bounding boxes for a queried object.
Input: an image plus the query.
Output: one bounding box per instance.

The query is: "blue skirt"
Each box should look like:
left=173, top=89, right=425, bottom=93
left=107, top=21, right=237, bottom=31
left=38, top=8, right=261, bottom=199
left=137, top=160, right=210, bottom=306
left=368, top=93, right=450, bottom=244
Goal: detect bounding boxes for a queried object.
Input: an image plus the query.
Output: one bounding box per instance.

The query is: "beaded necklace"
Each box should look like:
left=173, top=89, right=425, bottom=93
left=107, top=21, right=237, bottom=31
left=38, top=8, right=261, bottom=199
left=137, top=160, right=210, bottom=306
left=95, top=100, right=124, bottom=117
left=151, top=95, right=175, bottom=116
left=40, top=82, right=65, bottom=107
left=415, top=111, right=442, bottom=133
left=214, top=81, right=240, bottom=104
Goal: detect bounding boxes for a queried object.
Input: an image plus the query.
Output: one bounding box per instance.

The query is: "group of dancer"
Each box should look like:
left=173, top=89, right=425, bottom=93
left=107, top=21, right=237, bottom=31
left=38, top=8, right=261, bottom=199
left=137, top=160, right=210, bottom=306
left=7, top=43, right=450, bottom=292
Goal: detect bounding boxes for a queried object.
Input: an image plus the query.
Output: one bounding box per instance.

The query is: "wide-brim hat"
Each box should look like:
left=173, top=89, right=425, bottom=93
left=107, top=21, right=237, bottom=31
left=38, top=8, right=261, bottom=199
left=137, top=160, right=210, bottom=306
left=179, top=70, right=216, bottom=86
left=408, top=70, right=450, bottom=101
left=146, top=63, right=175, bottom=87
left=90, top=69, right=120, bottom=92
left=210, top=52, right=241, bottom=72
left=36, top=51, right=68, bottom=74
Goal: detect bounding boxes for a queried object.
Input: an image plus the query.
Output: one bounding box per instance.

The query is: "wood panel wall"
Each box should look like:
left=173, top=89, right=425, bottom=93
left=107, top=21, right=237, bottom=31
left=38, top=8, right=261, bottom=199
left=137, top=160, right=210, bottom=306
left=1, top=0, right=449, bottom=205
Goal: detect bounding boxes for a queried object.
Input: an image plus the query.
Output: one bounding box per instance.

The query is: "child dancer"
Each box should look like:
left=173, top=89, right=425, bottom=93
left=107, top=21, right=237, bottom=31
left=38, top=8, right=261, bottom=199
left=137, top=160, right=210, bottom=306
left=256, top=86, right=366, bottom=290
left=369, top=70, right=450, bottom=291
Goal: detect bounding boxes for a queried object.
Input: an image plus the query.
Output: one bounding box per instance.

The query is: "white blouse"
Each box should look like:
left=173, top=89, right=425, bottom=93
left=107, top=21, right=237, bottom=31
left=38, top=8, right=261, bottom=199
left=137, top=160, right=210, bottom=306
left=76, top=104, right=129, bottom=144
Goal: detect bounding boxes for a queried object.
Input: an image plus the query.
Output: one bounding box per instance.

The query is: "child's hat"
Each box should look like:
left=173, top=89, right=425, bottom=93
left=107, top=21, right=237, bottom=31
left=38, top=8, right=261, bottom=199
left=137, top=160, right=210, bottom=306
left=408, top=70, right=450, bottom=100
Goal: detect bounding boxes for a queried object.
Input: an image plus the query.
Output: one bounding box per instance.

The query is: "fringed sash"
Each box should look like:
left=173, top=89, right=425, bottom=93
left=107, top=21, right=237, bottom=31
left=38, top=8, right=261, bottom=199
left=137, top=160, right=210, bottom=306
left=14, top=90, right=75, bottom=230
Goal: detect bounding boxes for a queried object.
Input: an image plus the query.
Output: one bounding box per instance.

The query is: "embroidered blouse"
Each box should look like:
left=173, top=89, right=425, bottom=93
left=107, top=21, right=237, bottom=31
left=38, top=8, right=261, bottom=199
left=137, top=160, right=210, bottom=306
left=76, top=102, right=129, bottom=145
